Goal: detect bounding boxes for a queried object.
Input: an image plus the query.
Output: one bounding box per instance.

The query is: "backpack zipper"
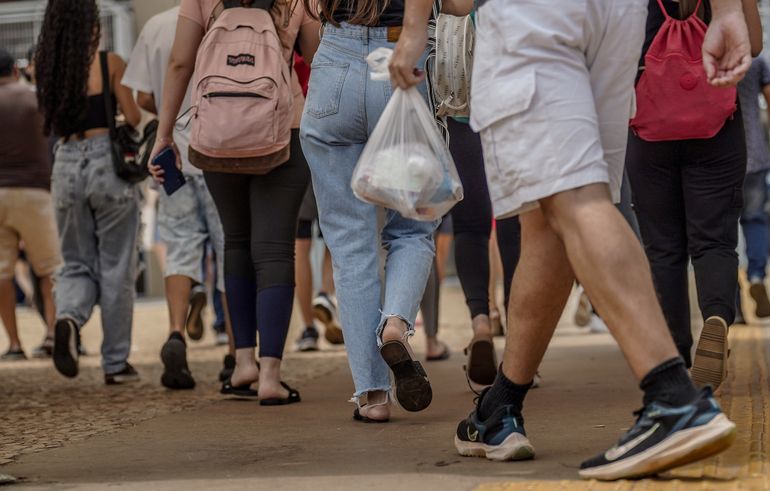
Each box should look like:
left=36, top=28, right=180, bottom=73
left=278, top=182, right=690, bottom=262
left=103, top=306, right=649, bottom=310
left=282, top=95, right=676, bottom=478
left=204, top=91, right=266, bottom=98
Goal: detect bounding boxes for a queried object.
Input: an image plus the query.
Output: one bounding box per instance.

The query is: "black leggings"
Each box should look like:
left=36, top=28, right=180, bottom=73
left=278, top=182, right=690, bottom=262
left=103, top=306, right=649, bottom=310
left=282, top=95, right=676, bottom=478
left=446, top=118, right=522, bottom=320
left=204, top=130, right=310, bottom=358
left=626, top=113, right=746, bottom=366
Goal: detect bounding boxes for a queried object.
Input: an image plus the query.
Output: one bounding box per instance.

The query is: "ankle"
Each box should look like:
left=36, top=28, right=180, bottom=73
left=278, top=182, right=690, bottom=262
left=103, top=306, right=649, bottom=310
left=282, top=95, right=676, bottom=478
left=381, top=317, right=408, bottom=342
left=472, top=314, right=492, bottom=337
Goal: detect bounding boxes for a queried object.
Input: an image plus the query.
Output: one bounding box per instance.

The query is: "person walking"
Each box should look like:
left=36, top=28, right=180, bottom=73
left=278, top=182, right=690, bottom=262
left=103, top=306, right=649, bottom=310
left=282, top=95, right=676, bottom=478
left=396, top=0, right=750, bottom=480
left=299, top=0, right=473, bottom=421
left=737, top=55, right=770, bottom=319
left=123, top=5, right=229, bottom=390
left=151, top=0, right=321, bottom=404
left=627, top=0, right=761, bottom=390
left=0, top=48, right=61, bottom=361
left=35, top=0, right=143, bottom=384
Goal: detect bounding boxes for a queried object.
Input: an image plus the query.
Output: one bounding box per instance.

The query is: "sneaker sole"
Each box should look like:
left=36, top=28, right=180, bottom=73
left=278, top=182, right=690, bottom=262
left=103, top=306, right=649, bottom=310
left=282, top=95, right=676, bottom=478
left=106, top=374, right=141, bottom=385
left=578, top=413, right=736, bottom=481
left=313, top=304, right=344, bottom=345
left=186, top=291, right=207, bottom=341
left=454, top=432, right=535, bottom=462
left=160, top=340, right=195, bottom=390
left=691, top=318, right=728, bottom=390
left=53, top=320, right=78, bottom=378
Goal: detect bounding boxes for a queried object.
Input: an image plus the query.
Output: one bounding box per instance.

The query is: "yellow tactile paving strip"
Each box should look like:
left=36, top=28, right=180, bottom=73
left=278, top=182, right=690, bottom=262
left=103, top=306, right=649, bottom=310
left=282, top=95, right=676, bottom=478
left=475, top=324, right=770, bottom=491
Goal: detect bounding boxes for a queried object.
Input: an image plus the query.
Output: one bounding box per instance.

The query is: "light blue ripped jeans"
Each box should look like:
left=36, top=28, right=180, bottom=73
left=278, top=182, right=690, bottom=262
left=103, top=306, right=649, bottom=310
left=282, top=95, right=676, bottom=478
left=300, top=23, right=438, bottom=400
left=52, top=135, right=140, bottom=375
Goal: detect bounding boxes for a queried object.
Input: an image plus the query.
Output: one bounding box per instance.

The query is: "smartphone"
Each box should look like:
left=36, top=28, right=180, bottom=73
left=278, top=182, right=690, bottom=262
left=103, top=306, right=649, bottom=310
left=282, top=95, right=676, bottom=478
left=153, top=147, right=186, bottom=196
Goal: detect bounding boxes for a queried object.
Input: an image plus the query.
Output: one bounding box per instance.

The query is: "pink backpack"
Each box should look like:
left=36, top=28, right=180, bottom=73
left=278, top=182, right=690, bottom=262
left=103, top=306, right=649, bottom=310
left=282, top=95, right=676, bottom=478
left=630, top=0, right=736, bottom=141
left=188, top=0, right=293, bottom=173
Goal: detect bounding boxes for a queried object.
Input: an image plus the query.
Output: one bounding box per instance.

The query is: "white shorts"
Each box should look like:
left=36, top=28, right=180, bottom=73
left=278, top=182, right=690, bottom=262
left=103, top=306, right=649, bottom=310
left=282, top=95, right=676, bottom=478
left=471, top=0, right=648, bottom=218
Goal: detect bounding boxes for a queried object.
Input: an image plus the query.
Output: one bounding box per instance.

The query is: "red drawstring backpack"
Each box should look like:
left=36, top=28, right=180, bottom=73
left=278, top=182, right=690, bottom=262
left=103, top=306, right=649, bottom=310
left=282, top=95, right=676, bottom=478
left=630, top=0, right=736, bottom=141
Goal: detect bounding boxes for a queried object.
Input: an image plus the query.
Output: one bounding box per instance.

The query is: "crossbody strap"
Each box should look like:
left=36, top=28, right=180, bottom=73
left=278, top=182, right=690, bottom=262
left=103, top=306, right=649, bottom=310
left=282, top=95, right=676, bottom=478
left=99, top=51, right=117, bottom=140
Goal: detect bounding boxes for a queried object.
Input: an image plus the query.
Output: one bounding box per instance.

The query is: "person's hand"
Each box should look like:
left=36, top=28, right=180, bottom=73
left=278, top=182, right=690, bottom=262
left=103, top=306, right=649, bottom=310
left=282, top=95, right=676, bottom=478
left=703, top=4, right=752, bottom=87
left=389, top=26, right=428, bottom=90
left=148, top=136, right=180, bottom=184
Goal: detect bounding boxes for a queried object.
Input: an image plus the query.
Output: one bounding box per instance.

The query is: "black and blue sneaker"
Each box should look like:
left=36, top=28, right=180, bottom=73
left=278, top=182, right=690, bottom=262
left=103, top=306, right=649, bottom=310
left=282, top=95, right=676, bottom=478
left=579, top=387, right=736, bottom=480
left=454, top=390, right=535, bottom=461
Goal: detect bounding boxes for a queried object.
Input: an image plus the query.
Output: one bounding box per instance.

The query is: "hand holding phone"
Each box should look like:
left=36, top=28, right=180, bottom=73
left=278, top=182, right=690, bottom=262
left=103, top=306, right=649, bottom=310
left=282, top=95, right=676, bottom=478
left=152, top=147, right=186, bottom=196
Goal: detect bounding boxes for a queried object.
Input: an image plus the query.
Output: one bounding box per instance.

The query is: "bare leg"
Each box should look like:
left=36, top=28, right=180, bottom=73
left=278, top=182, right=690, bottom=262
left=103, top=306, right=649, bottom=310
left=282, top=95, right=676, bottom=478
left=165, top=275, right=193, bottom=335
left=294, top=239, right=314, bottom=327
left=0, top=279, right=20, bottom=350
left=488, top=229, right=503, bottom=313
left=321, top=247, right=335, bottom=295
left=39, top=275, right=56, bottom=337
left=539, top=184, right=678, bottom=381
left=500, top=210, right=575, bottom=384
left=436, top=233, right=453, bottom=284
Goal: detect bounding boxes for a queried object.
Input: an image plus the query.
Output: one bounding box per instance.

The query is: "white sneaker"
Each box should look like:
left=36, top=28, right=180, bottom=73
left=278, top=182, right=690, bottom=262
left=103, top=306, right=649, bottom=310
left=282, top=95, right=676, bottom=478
left=587, top=314, right=609, bottom=333
left=312, top=294, right=344, bottom=345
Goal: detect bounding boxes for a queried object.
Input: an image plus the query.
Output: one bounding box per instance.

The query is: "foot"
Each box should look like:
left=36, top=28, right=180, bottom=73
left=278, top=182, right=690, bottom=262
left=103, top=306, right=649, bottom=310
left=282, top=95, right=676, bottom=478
left=296, top=326, right=320, bottom=352
left=231, top=360, right=259, bottom=388
left=313, top=293, right=344, bottom=344
left=219, top=354, right=235, bottom=382
left=574, top=290, right=592, bottom=327
left=53, top=318, right=79, bottom=378
left=691, top=316, right=729, bottom=390
left=32, top=336, right=54, bottom=358
left=426, top=339, right=450, bottom=361
left=380, top=317, right=432, bottom=412
left=185, top=286, right=207, bottom=341
left=587, top=314, right=609, bottom=333
left=1, top=348, right=27, bottom=361
left=749, top=281, right=770, bottom=318
left=455, top=388, right=535, bottom=461
left=489, top=309, right=505, bottom=337
left=465, top=333, right=497, bottom=387
left=105, top=363, right=140, bottom=385
left=353, top=391, right=391, bottom=422
left=160, top=333, right=195, bottom=390
left=579, top=387, right=736, bottom=480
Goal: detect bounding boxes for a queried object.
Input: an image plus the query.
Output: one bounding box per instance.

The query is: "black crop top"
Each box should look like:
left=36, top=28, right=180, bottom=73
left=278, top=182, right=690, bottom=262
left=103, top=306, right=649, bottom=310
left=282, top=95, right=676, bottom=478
left=76, top=93, right=116, bottom=133
left=330, top=0, right=405, bottom=27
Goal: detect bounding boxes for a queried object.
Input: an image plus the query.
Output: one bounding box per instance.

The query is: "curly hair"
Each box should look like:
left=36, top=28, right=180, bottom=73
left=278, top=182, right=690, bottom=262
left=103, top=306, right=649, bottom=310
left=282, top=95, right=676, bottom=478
left=34, top=0, right=101, bottom=137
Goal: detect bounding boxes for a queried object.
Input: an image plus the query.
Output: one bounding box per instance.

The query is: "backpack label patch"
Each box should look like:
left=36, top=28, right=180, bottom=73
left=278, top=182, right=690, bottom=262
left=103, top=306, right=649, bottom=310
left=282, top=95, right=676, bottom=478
left=227, top=54, right=255, bottom=67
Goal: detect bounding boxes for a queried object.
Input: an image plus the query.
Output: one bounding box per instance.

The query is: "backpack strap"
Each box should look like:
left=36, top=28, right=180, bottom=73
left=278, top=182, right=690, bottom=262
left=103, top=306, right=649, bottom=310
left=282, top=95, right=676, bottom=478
left=655, top=0, right=703, bottom=20
left=222, top=0, right=274, bottom=10
left=99, top=51, right=117, bottom=140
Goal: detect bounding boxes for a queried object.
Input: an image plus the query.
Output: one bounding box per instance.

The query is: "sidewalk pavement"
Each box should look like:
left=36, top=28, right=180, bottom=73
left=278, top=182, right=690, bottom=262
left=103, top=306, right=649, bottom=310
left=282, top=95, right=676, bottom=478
left=0, top=285, right=768, bottom=490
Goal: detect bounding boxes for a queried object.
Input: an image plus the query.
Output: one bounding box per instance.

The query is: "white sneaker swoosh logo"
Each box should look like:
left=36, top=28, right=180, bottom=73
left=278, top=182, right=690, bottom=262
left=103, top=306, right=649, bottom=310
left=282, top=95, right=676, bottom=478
left=604, top=423, right=661, bottom=461
left=467, top=427, right=479, bottom=442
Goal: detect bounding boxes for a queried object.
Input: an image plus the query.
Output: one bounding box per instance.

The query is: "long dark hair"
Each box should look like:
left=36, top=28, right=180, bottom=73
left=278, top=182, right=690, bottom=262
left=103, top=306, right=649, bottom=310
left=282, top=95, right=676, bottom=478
left=35, top=0, right=101, bottom=137
left=305, top=0, right=389, bottom=27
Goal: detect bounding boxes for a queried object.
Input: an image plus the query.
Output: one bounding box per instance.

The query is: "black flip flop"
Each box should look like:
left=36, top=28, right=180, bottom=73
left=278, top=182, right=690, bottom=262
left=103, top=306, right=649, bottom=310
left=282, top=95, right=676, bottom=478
left=260, top=382, right=301, bottom=406
left=353, top=405, right=390, bottom=423
left=220, top=378, right=258, bottom=398
left=464, top=337, right=497, bottom=386
left=380, top=340, right=432, bottom=412
left=426, top=344, right=451, bottom=362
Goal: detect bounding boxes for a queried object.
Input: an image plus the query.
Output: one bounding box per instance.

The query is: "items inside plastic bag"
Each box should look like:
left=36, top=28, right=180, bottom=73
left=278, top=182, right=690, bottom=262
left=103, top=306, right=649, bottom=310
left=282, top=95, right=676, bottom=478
left=351, top=48, right=463, bottom=222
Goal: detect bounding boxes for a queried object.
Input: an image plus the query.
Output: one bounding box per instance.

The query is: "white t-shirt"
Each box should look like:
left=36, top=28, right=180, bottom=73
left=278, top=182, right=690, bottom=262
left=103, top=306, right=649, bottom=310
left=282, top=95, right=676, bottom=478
left=122, top=7, right=199, bottom=175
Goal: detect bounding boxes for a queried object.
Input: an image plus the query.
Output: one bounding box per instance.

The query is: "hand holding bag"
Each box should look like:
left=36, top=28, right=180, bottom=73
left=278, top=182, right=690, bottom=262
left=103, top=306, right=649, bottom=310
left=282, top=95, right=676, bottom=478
left=351, top=48, right=464, bottom=221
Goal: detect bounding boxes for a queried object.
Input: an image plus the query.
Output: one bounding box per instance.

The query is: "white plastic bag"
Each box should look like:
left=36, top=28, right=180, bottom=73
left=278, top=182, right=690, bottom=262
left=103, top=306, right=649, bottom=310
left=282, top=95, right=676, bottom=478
left=351, top=48, right=463, bottom=222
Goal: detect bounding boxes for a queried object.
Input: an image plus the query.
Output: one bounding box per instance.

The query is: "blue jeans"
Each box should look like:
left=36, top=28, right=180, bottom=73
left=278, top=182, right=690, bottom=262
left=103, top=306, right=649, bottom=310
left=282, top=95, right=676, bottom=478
left=740, top=169, right=769, bottom=282
left=157, top=175, right=225, bottom=292
left=51, top=135, right=140, bottom=374
left=300, top=23, right=437, bottom=399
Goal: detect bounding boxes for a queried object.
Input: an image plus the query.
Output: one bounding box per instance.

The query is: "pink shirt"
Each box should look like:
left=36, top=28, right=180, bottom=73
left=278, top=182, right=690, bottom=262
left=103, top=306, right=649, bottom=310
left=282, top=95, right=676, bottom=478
left=179, top=0, right=319, bottom=127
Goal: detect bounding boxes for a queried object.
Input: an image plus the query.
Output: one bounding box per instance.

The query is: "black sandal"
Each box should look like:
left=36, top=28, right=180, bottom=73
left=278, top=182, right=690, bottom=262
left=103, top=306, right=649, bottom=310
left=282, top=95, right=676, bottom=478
left=260, top=382, right=301, bottom=406
left=426, top=343, right=451, bottom=362
left=220, top=378, right=258, bottom=398
left=353, top=403, right=390, bottom=423
left=464, top=336, right=497, bottom=387
left=380, top=339, right=432, bottom=412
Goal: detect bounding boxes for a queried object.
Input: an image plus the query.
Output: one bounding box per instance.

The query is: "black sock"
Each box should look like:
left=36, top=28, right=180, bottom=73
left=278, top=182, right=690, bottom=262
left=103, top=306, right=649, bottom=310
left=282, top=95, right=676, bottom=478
left=640, top=357, right=698, bottom=407
left=169, top=331, right=185, bottom=344
left=478, top=369, right=532, bottom=420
